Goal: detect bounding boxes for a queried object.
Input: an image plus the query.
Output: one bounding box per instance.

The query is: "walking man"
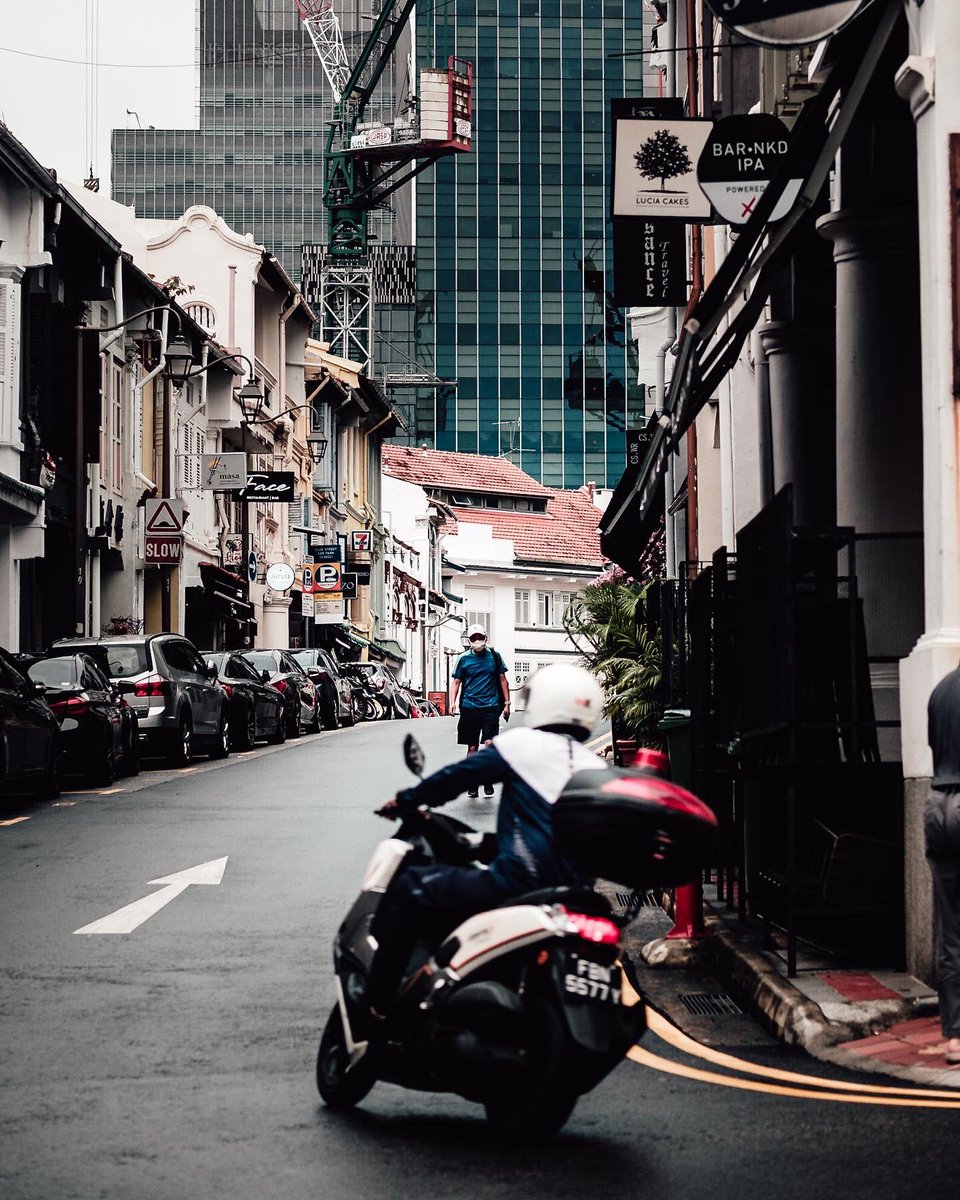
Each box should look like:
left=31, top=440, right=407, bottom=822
left=449, top=624, right=510, bottom=798
left=925, top=661, right=960, bottom=1065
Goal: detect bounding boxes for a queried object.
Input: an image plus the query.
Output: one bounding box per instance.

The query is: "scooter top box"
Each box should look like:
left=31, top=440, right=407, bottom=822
left=553, top=767, right=718, bottom=889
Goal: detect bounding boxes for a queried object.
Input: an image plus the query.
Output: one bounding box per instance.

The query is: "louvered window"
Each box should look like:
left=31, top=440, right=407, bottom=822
left=287, top=497, right=304, bottom=560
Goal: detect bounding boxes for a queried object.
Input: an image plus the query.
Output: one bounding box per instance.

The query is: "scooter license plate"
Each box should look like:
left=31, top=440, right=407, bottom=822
left=562, top=951, right=622, bottom=1005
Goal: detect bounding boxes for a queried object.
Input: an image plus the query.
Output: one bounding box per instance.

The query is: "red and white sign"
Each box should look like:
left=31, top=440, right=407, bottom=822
left=145, top=535, right=183, bottom=565
left=145, top=499, right=184, bottom=534
left=313, top=562, right=342, bottom=592
left=350, top=530, right=371, bottom=553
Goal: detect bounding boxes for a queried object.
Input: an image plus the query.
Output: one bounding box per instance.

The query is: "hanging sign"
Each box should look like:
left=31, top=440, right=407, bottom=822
left=266, top=562, right=296, bottom=591
left=704, top=0, right=866, bottom=48
left=613, top=219, right=688, bottom=306
left=350, top=530, right=372, bottom=553
left=202, top=453, right=247, bottom=491
left=697, top=114, right=801, bottom=225
left=145, top=535, right=183, bottom=565
left=613, top=119, right=714, bottom=220
left=239, top=472, right=296, bottom=504
left=144, top=498, right=184, bottom=534
left=313, top=562, right=342, bottom=593
left=308, top=540, right=342, bottom=562
left=313, top=598, right=344, bottom=625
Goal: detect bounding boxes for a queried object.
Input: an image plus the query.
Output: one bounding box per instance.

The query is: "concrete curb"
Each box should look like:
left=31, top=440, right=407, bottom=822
left=635, top=917, right=954, bottom=1085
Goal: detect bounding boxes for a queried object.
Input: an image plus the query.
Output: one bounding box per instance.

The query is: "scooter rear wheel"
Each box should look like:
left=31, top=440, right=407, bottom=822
left=482, top=1004, right=578, bottom=1141
left=316, top=1005, right=377, bottom=1109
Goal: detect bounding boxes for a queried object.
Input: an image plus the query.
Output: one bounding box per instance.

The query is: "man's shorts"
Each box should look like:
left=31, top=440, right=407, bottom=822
left=457, top=705, right=501, bottom=746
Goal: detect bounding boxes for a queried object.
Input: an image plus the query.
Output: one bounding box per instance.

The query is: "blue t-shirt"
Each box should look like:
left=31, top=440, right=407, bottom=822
left=454, top=647, right=507, bottom=709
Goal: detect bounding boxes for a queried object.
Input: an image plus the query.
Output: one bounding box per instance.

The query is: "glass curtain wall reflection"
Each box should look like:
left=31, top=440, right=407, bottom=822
left=412, top=0, right=651, bottom=488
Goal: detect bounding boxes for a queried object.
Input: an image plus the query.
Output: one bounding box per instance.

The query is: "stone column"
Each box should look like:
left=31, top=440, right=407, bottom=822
left=894, top=8, right=960, bottom=979
left=262, top=592, right=292, bottom=649
left=757, top=322, right=836, bottom=528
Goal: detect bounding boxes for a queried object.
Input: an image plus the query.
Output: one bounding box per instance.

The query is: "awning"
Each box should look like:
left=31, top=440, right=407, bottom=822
left=370, top=637, right=406, bottom=664
left=442, top=588, right=464, bottom=605
left=600, top=0, right=901, bottom=559
left=0, top=471, right=44, bottom=523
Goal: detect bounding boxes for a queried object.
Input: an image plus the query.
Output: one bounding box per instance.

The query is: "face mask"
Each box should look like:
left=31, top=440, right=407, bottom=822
left=470, top=638, right=487, bottom=652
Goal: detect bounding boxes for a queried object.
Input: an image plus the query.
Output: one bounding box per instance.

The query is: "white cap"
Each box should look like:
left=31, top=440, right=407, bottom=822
left=466, top=623, right=487, bottom=639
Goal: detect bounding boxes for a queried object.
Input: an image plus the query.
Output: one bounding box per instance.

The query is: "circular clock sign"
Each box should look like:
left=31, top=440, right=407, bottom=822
left=265, top=562, right=296, bottom=592
left=704, top=0, right=866, bottom=48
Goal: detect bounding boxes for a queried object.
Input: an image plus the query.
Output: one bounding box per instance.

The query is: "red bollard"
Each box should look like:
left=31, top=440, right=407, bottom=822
left=621, top=747, right=709, bottom=940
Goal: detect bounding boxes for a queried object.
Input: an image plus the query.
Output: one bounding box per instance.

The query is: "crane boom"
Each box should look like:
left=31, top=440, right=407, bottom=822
left=295, top=0, right=350, bottom=102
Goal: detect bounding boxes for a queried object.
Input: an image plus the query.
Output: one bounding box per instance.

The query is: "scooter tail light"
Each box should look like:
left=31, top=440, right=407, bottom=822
left=221, top=683, right=234, bottom=698
left=272, top=679, right=288, bottom=693
left=558, top=907, right=621, bottom=945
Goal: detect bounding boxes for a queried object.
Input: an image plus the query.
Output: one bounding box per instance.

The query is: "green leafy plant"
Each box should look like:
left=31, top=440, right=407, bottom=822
left=564, top=567, right=663, bottom=745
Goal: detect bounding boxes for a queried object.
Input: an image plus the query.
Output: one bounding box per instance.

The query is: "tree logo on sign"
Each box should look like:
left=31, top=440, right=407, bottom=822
left=635, top=129, right=693, bottom=191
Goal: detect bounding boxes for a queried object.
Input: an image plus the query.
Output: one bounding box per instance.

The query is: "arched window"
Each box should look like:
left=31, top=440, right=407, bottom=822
left=184, top=301, right=217, bottom=335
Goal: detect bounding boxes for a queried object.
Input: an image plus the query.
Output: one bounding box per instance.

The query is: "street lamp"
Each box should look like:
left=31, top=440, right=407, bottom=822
left=306, top=431, right=329, bottom=465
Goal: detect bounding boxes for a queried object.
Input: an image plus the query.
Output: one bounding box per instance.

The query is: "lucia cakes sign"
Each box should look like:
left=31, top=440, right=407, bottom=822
left=613, top=118, right=714, bottom=221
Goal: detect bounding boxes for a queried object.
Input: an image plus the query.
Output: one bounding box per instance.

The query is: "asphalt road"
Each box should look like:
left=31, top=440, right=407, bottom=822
left=1, top=718, right=957, bottom=1200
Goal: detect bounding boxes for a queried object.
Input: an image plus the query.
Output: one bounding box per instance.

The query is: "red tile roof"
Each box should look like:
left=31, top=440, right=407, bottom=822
left=448, top=489, right=604, bottom=568
left=381, top=445, right=553, bottom=498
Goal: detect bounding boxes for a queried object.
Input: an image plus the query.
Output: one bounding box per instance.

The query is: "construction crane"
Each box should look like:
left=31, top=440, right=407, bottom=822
left=295, top=1, right=472, bottom=373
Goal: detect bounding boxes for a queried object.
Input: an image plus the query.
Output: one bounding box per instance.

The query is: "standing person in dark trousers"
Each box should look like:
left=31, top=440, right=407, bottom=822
left=449, top=624, right=510, bottom=798
left=925, top=663, right=960, bottom=1065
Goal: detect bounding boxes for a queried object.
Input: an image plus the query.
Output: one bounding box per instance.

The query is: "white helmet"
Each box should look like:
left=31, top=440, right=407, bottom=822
left=521, top=664, right=603, bottom=740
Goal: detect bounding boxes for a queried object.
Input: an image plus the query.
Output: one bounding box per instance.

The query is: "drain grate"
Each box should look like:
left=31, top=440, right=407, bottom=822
left=677, top=991, right=743, bottom=1017
left=615, top=890, right=662, bottom=910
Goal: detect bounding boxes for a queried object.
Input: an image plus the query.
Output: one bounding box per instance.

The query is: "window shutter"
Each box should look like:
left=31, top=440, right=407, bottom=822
left=288, top=497, right=304, bottom=559
left=0, top=278, right=17, bottom=445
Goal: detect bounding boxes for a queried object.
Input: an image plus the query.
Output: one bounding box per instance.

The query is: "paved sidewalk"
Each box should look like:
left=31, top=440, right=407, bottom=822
left=632, top=893, right=959, bottom=1086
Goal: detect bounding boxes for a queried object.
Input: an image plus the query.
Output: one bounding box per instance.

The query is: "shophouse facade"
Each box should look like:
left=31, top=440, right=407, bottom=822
left=382, top=446, right=604, bottom=705
left=599, top=0, right=959, bottom=981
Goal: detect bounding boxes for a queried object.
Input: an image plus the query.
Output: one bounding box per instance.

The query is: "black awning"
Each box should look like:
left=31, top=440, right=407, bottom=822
left=601, top=0, right=901, bottom=555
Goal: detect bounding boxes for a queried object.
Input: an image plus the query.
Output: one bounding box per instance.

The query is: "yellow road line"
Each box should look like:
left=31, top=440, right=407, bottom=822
left=0, top=816, right=31, bottom=826
left=627, top=1044, right=960, bottom=1109
left=621, top=975, right=960, bottom=1102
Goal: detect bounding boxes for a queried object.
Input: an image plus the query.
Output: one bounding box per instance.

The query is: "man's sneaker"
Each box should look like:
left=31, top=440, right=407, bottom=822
left=483, top=784, right=495, bottom=797
left=467, top=789, right=479, bottom=798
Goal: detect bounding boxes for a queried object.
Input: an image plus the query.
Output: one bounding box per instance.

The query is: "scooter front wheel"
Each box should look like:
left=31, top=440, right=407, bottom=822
left=316, top=1005, right=377, bottom=1109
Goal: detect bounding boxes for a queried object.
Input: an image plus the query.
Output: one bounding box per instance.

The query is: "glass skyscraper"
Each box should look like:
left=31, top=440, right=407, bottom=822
left=411, top=0, right=653, bottom=488
left=111, top=0, right=406, bottom=309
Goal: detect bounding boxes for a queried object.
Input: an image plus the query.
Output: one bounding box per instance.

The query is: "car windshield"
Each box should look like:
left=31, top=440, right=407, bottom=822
left=51, top=642, right=148, bottom=679
left=28, top=658, right=80, bottom=688
left=289, top=650, right=313, bottom=668
left=245, top=652, right=279, bottom=674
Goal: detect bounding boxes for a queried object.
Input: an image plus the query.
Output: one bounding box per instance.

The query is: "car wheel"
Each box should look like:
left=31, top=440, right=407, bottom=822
left=91, top=735, right=117, bottom=787
left=169, top=714, right=192, bottom=768
left=210, top=710, right=231, bottom=759
left=268, top=706, right=287, bottom=744
left=123, top=730, right=140, bottom=777
left=286, top=703, right=302, bottom=738
left=235, top=704, right=257, bottom=751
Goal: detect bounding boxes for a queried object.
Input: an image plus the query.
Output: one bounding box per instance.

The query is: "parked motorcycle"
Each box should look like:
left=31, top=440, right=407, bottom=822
left=341, top=665, right=386, bottom=722
left=315, top=734, right=718, bottom=1140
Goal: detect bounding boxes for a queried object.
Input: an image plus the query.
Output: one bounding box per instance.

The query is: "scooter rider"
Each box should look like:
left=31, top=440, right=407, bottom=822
left=367, top=663, right=607, bottom=1016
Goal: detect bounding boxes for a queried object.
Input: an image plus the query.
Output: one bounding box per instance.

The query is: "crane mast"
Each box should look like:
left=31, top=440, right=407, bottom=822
left=295, top=0, right=472, bottom=372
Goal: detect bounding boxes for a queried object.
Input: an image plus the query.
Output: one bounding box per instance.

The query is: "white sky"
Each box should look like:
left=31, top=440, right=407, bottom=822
left=0, top=0, right=196, bottom=194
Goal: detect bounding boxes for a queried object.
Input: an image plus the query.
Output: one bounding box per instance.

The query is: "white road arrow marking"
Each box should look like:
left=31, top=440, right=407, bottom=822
left=73, top=856, right=228, bottom=935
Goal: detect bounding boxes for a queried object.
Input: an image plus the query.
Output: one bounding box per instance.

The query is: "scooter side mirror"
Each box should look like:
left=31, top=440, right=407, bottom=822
left=403, top=733, right=425, bottom=777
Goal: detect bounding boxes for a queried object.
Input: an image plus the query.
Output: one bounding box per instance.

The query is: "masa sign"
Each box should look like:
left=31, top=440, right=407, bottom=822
left=704, top=0, right=866, bottom=47
left=202, top=453, right=247, bottom=491
left=697, top=114, right=801, bottom=225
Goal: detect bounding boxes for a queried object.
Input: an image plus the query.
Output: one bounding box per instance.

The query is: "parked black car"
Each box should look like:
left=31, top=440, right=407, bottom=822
left=203, top=651, right=286, bottom=749
left=0, top=645, right=61, bottom=799
left=288, top=648, right=355, bottom=729
left=48, top=634, right=230, bottom=767
left=243, top=650, right=320, bottom=737
left=26, top=653, right=139, bottom=785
